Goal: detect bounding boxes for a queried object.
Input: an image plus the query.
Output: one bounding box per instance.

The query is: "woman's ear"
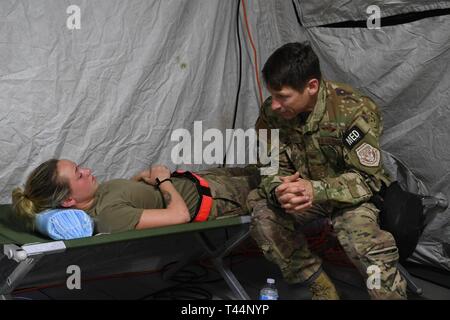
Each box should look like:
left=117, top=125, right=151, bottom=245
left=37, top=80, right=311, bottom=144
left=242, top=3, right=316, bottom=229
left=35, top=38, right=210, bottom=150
left=61, top=198, right=76, bottom=208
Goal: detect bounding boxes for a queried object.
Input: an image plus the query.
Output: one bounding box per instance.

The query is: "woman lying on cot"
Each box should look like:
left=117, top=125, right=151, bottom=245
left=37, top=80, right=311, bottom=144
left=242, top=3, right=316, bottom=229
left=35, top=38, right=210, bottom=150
left=12, top=159, right=260, bottom=234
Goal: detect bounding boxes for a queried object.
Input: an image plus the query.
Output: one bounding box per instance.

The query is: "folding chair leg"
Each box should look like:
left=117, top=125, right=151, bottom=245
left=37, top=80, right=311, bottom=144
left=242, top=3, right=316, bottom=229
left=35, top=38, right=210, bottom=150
left=398, top=263, right=423, bottom=296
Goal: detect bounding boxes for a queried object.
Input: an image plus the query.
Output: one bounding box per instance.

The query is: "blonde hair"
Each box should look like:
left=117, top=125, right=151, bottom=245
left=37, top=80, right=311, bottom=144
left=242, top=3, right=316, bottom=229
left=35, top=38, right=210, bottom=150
left=12, top=159, right=71, bottom=231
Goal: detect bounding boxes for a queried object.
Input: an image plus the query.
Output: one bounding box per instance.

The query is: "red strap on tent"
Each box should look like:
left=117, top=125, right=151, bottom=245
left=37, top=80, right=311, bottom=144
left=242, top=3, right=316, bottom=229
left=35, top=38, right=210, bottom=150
left=171, top=170, right=213, bottom=222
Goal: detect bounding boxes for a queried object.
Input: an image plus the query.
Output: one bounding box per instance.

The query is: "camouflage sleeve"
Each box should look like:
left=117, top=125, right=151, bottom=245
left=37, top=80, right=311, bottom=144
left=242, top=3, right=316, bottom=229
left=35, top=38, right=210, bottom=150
left=312, top=97, right=391, bottom=207
left=256, top=98, right=296, bottom=207
left=258, top=143, right=297, bottom=206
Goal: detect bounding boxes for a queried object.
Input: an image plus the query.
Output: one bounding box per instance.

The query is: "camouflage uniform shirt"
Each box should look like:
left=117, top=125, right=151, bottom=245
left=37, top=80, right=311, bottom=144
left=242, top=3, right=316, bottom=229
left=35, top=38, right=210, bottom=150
left=258, top=80, right=391, bottom=208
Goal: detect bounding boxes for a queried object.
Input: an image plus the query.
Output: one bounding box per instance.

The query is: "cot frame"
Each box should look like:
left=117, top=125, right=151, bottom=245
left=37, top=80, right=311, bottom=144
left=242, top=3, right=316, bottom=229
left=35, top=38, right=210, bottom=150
left=0, top=215, right=252, bottom=300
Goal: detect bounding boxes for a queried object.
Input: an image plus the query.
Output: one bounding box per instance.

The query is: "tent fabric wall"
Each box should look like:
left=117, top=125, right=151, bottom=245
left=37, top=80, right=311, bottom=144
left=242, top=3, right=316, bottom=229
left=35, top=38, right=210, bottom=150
left=293, top=0, right=450, bottom=27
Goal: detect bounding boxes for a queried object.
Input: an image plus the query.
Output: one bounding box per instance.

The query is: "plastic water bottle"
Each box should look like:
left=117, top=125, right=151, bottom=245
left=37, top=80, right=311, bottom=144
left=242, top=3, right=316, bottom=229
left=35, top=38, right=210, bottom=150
left=259, top=278, right=279, bottom=300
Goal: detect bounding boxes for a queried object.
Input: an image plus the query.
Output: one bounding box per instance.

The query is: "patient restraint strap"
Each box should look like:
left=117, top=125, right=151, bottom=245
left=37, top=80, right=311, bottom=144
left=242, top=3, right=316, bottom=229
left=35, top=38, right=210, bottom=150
left=171, top=170, right=213, bottom=222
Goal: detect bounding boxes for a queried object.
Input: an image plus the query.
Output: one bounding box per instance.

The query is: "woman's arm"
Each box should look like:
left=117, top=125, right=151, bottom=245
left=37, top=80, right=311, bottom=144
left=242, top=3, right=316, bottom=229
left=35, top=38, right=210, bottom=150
left=135, top=165, right=190, bottom=229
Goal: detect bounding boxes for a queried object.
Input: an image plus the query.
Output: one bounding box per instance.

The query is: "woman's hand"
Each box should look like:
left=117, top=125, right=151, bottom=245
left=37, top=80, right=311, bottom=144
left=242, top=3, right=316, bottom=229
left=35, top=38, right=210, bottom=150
left=145, top=165, right=171, bottom=186
left=131, top=169, right=151, bottom=182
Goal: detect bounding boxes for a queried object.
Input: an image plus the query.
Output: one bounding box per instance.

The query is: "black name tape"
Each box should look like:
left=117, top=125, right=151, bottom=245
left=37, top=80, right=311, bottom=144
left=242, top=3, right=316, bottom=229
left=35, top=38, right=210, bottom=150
left=343, top=126, right=364, bottom=149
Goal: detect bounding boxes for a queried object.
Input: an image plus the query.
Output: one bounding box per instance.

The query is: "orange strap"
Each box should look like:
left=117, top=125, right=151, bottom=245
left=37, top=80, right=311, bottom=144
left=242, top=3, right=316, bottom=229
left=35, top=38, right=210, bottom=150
left=171, top=170, right=213, bottom=222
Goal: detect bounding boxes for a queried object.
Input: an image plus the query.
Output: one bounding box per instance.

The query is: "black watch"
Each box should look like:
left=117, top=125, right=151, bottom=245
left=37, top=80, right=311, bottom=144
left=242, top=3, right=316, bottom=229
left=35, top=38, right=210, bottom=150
left=155, top=178, right=172, bottom=188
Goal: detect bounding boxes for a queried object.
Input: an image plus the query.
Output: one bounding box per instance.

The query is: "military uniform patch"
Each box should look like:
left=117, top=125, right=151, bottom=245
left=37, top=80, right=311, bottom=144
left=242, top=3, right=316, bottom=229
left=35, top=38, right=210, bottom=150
left=355, top=143, right=380, bottom=167
left=343, top=126, right=364, bottom=149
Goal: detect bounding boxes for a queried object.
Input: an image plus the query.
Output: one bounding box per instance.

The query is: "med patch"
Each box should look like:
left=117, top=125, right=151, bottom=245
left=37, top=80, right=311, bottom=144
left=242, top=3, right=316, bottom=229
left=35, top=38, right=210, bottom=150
left=343, top=126, right=364, bottom=149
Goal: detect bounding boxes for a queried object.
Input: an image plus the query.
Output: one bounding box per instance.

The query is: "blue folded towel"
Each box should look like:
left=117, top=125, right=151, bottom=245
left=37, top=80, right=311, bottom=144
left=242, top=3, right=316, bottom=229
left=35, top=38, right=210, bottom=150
left=35, top=209, right=94, bottom=240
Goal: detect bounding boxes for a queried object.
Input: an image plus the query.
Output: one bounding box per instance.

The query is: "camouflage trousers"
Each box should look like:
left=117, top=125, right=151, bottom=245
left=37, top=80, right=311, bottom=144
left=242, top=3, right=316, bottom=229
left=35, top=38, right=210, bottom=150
left=248, top=190, right=407, bottom=300
left=198, top=166, right=261, bottom=219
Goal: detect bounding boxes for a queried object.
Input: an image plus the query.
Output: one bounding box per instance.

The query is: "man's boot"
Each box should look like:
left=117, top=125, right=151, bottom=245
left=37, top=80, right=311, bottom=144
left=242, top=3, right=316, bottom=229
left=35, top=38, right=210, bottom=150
left=309, top=271, right=340, bottom=300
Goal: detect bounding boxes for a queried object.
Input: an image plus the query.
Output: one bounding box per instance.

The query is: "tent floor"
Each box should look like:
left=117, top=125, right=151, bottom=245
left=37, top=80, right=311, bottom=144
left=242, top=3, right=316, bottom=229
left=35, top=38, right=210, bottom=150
left=10, top=253, right=450, bottom=300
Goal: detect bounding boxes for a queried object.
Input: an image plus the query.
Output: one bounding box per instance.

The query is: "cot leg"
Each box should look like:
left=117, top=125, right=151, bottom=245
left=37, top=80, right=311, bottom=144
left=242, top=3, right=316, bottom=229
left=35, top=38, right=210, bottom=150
left=0, top=256, right=43, bottom=300
left=162, top=249, right=204, bottom=281
left=197, top=228, right=251, bottom=300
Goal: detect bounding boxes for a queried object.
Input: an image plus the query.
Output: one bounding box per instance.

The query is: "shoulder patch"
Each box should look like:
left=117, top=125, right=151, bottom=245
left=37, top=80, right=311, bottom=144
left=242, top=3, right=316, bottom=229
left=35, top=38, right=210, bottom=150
left=355, top=143, right=380, bottom=167
left=343, top=126, right=364, bottom=149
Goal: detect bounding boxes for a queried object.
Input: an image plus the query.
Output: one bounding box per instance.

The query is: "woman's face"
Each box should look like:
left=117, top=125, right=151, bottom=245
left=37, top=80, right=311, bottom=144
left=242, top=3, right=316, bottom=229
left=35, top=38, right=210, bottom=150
left=57, top=159, right=98, bottom=207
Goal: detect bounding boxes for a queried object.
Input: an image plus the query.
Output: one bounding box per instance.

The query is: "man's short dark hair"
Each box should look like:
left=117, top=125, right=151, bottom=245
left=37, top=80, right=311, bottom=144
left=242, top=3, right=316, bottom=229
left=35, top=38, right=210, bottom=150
left=262, top=42, right=322, bottom=92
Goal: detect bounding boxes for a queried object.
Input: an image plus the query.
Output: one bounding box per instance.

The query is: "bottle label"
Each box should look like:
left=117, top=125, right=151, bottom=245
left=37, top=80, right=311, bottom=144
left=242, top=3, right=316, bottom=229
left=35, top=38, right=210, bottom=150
left=260, top=294, right=278, bottom=300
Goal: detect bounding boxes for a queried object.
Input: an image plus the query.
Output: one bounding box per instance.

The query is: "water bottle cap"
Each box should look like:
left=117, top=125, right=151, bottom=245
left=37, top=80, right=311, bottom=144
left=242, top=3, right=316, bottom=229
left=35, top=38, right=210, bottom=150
left=267, top=278, right=275, bottom=284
